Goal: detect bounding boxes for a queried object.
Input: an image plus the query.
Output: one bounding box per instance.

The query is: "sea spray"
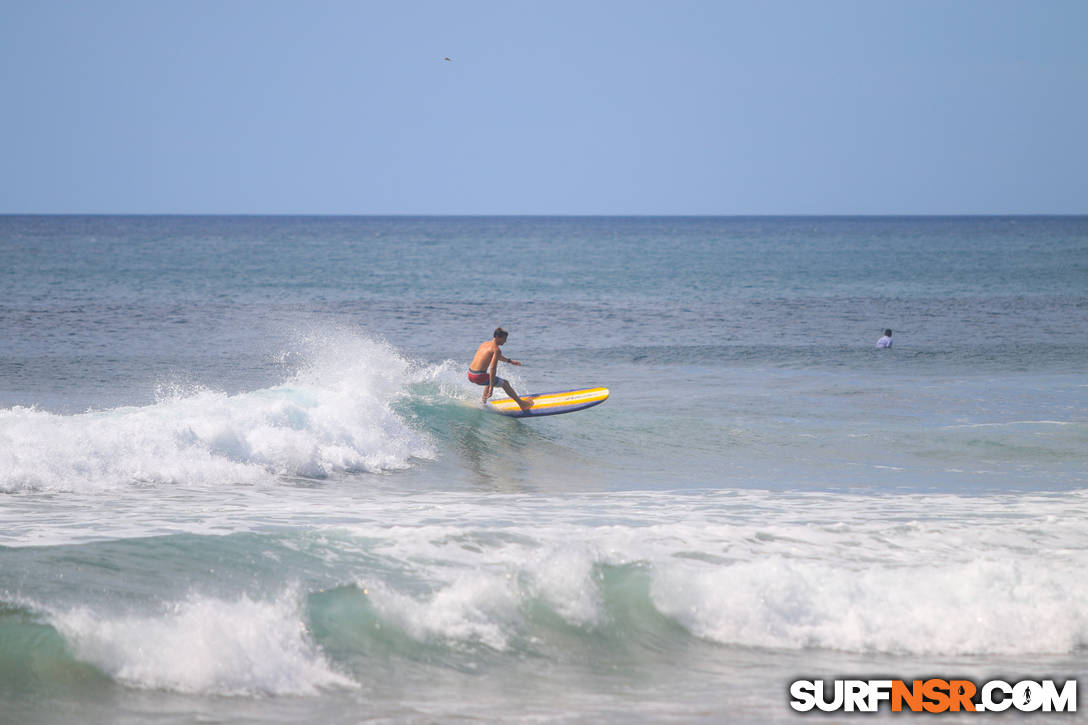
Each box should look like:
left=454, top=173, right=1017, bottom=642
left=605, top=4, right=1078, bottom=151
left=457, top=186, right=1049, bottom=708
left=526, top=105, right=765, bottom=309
left=46, top=591, right=354, bottom=696
left=0, top=331, right=437, bottom=492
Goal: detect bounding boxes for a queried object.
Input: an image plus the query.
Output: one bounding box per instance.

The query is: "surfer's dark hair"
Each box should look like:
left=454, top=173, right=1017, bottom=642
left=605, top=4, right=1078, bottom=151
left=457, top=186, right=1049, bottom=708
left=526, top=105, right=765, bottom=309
left=494, top=327, right=508, bottom=339
left=884, top=329, right=892, bottom=336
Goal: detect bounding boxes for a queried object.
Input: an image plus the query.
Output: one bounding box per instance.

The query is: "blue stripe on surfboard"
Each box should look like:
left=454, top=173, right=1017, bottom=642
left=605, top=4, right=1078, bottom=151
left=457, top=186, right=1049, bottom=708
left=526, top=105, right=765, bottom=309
left=486, top=389, right=608, bottom=417
left=490, top=398, right=606, bottom=417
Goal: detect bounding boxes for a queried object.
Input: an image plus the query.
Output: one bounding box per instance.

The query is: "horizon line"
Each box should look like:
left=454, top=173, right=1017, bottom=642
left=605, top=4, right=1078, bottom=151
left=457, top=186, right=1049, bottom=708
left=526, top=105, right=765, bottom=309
left=2, top=212, right=1087, bottom=219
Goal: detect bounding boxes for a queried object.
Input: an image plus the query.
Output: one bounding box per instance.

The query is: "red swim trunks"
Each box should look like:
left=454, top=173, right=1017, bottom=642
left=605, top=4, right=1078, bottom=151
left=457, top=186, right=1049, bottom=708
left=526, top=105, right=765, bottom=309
left=468, top=369, right=506, bottom=386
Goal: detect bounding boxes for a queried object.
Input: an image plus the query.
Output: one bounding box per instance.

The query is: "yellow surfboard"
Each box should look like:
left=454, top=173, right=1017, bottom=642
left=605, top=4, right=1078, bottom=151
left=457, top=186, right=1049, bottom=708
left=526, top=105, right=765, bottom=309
left=486, top=387, right=609, bottom=418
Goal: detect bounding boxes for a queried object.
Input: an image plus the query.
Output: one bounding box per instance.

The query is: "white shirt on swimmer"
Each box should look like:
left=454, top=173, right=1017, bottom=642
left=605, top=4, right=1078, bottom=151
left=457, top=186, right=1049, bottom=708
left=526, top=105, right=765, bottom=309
left=876, top=335, right=893, bottom=348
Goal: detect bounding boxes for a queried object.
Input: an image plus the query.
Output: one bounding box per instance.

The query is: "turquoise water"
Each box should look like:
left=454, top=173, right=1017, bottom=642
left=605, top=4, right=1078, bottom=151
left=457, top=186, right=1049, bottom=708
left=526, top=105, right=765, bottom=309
left=1, top=216, right=1086, bottom=723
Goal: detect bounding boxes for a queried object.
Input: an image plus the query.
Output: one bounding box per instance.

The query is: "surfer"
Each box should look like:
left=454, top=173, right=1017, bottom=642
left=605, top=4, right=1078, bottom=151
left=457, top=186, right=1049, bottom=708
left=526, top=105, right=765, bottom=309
left=876, top=329, right=893, bottom=348
left=469, top=327, right=533, bottom=410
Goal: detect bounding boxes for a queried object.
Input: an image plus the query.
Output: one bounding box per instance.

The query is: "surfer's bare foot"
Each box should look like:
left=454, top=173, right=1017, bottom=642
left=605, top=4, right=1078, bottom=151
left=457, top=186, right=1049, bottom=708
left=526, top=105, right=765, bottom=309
left=518, top=397, right=534, bottom=411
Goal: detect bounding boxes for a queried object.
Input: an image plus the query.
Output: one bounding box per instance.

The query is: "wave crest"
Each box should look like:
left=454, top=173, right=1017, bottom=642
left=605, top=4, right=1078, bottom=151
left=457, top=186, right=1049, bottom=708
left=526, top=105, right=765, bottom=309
left=0, top=331, right=437, bottom=492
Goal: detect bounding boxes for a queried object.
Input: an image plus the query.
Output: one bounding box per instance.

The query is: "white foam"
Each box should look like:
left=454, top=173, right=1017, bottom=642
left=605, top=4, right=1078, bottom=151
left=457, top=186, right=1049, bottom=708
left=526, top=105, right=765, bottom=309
left=338, top=490, right=1088, bottom=657
left=9, top=481, right=1088, bottom=659
left=48, top=592, right=354, bottom=696
left=362, top=540, right=607, bottom=651
left=0, top=331, right=435, bottom=492
left=651, top=554, right=1088, bottom=655
left=367, top=574, right=522, bottom=651
left=942, top=420, right=1081, bottom=429
left=528, top=544, right=604, bottom=627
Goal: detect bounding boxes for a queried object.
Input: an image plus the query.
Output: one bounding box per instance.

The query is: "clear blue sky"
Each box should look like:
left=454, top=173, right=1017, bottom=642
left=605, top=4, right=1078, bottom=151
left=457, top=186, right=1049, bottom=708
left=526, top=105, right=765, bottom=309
left=2, top=0, right=1086, bottom=214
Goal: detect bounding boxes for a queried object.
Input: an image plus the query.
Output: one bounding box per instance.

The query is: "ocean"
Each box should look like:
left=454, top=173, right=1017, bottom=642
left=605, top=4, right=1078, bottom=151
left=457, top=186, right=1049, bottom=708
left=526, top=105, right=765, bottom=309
left=1, top=215, right=1086, bottom=723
